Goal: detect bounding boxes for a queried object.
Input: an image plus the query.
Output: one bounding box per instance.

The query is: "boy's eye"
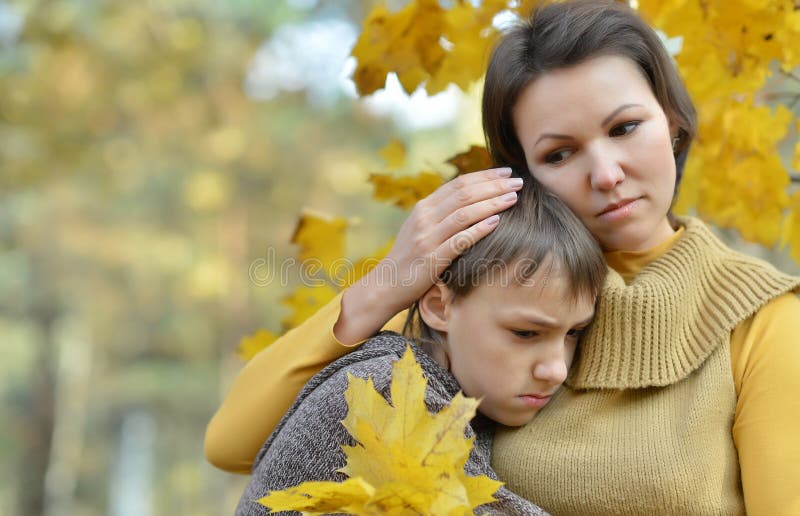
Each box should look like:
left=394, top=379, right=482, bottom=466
left=566, top=328, right=586, bottom=339
left=609, top=121, right=640, bottom=137
left=511, top=329, right=539, bottom=339
left=544, top=148, right=574, bottom=165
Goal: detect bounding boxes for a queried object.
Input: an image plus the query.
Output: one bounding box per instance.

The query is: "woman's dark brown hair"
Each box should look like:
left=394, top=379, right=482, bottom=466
left=404, top=175, right=607, bottom=353
left=482, top=0, right=696, bottom=180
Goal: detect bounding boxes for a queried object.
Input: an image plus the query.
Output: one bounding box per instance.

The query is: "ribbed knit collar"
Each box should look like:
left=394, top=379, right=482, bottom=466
left=567, top=217, right=800, bottom=389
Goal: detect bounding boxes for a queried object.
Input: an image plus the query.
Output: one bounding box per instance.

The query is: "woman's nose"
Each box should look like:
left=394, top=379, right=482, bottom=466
left=589, top=151, right=625, bottom=190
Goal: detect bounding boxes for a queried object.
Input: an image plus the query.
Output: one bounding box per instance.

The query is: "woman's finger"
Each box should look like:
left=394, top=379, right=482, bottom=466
left=430, top=189, right=518, bottom=245
left=432, top=214, right=503, bottom=271
left=423, top=168, right=521, bottom=222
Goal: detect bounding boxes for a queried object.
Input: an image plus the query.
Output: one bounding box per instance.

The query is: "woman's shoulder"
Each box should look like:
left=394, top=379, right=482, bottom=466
left=731, top=292, right=800, bottom=390
left=669, top=217, right=800, bottom=299
left=733, top=291, right=800, bottom=345
left=754, top=291, right=800, bottom=315
left=680, top=218, right=798, bottom=274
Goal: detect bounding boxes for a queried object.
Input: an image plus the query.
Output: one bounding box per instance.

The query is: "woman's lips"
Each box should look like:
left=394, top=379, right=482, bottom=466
left=519, top=394, right=553, bottom=408
left=597, top=197, right=640, bottom=221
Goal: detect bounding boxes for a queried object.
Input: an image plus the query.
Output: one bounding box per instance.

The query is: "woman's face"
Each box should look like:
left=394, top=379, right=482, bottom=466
left=512, top=55, right=677, bottom=252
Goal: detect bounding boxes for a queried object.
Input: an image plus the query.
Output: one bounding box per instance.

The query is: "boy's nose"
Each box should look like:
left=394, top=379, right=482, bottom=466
left=533, top=356, right=568, bottom=385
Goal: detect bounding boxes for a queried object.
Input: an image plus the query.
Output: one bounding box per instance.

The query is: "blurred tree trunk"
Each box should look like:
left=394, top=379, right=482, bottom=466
left=18, top=298, right=58, bottom=516
left=43, top=317, right=92, bottom=516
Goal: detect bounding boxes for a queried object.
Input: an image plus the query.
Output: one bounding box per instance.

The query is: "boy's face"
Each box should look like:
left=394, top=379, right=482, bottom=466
left=441, top=263, right=595, bottom=427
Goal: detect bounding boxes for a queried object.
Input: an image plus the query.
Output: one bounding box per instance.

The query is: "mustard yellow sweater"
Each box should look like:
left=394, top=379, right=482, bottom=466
left=205, top=218, right=800, bottom=514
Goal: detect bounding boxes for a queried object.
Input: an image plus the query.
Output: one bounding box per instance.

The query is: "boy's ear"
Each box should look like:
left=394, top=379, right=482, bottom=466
left=418, top=283, right=451, bottom=332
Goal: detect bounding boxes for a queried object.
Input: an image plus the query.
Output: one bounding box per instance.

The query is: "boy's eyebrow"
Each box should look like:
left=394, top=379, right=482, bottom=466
left=510, top=312, right=595, bottom=328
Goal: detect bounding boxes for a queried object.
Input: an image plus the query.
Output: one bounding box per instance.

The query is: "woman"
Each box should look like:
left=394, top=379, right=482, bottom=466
left=206, top=1, right=800, bottom=513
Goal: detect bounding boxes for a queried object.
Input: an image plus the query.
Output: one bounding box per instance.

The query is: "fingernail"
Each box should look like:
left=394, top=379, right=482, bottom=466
left=502, top=191, right=517, bottom=202
left=507, top=178, right=524, bottom=188
left=486, top=214, right=500, bottom=226
left=496, top=167, right=512, bottom=177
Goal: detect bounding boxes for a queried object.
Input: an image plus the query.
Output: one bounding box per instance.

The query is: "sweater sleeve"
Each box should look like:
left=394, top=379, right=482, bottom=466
left=730, top=292, right=800, bottom=516
left=204, top=291, right=408, bottom=473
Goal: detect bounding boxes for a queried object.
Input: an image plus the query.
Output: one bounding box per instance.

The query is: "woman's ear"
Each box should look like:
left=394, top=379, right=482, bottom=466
left=418, top=283, right=452, bottom=332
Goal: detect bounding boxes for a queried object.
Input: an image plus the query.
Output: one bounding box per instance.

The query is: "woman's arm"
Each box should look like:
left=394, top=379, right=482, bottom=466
left=730, top=292, right=800, bottom=515
left=205, top=168, right=521, bottom=473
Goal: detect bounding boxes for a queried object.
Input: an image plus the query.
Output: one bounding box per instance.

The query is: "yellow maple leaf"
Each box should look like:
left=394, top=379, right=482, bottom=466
left=258, top=347, right=502, bottom=515
left=236, top=328, right=278, bottom=361
left=446, top=145, right=493, bottom=176
left=258, top=477, right=374, bottom=516
left=290, top=211, right=349, bottom=273
left=378, top=138, right=406, bottom=170
left=427, top=0, right=504, bottom=94
left=369, top=171, right=444, bottom=209
left=350, top=0, right=446, bottom=95
left=349, top=5, right=395, bottom=95
left=281, top=284, right=339, bottom=330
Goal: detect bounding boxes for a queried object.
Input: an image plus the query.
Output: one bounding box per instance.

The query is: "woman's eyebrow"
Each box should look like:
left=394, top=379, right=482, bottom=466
left=534, top=103, right=645, bottom=147
left=601, top=103, right=644, bottom=126
left=535, top=132, right=573, bottom=146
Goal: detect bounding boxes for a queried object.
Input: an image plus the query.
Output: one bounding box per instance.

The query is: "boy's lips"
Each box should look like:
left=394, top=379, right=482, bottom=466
left=518, top=393, right=554, bottom=408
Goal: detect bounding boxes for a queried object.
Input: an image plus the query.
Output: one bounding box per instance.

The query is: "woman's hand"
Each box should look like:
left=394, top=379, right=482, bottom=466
left=334, top=167, right=522, bottom=344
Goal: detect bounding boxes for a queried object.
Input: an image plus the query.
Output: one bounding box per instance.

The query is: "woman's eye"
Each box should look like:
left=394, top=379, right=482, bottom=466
left=511, top=329, right=538, bottom=339
left=544, top=148, right=573, bottom=164
left=609, top=121, right=640, bottom=137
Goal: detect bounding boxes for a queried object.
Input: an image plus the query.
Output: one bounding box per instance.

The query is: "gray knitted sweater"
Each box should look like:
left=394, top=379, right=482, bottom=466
left=235, top=331, right=548, bottom=516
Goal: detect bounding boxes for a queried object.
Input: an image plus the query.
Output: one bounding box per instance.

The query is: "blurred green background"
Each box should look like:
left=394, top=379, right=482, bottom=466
left=0, top=0, right=487, bottom=514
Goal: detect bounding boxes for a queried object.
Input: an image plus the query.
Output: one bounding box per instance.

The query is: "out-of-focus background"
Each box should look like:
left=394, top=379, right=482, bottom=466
left=2, top=0, right=799, bottom=515
left=0, top=1, right=489, bottom=515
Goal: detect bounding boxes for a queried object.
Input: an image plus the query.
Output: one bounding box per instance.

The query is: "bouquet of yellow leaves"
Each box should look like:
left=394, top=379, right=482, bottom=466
left=257, top=347, right=502, bottom=515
